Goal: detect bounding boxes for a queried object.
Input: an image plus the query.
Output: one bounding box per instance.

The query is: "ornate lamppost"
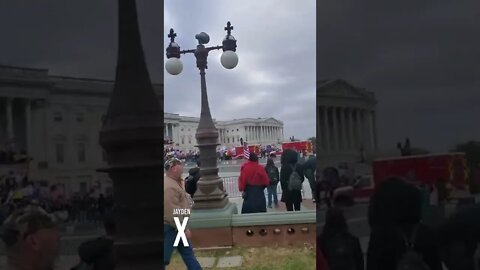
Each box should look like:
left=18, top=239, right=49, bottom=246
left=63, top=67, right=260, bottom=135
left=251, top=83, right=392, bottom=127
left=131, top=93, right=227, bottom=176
left=165, top=22, right=239, bottom=209
left=98, top=0, right=163, bottom=268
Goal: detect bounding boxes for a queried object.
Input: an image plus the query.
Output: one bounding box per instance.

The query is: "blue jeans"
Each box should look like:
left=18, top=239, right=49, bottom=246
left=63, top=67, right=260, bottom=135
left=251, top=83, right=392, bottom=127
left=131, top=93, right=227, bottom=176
left=164, top=224, right=202, bottom=269
left=267, top=185, right=278, bottom=206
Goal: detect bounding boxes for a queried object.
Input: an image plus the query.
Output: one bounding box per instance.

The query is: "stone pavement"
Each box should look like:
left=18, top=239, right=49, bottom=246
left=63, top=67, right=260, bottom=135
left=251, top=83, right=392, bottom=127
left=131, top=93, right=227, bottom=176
left=193, top=256, right=240, bottom=268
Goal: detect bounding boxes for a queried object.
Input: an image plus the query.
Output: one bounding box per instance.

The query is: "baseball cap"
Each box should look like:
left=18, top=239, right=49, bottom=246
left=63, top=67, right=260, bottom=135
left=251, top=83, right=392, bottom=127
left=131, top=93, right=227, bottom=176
left=1, top=205, right=58, bottom=248
left=164, top=157, right=183, bottom=171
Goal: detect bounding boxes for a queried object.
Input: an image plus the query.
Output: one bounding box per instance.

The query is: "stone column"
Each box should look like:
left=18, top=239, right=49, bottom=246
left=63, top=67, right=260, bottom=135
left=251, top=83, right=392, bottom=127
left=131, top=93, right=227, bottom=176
left=357, top=109, right=364, bottom=149
left=175, top=124, right=180, bottom=144
left=341, top=107, right=347, bottom=151
left=348, top=108, right=354, bottom=151
left=25, top=99, right=32, bottom=154
left=261, top=126, right=264, bottom=143
left=368, top=110, right=375, bottom=152
left=332, top=107, right=338, bottom=151
left=323, top=107, right=330, bottom=152
left=6, top=97, right=14, bottom=140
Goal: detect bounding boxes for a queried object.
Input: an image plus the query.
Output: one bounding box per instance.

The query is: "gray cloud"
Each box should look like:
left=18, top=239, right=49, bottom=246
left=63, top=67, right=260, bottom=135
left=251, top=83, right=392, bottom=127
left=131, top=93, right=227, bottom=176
left=164, top=0, right=316, bottom=140
left=317, top=0, right=480, bottom=152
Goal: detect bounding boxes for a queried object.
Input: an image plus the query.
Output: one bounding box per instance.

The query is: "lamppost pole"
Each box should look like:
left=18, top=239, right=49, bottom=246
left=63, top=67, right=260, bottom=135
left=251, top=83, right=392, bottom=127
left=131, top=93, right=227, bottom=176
left=98, top=0, right=163, bottom=268
left=166, top=22, right=238, bottom=209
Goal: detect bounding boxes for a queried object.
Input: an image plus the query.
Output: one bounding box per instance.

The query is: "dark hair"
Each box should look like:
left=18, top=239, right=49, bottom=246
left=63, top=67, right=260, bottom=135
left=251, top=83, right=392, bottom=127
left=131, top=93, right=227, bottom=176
left=196, top=160, right=201, bottom=167
left=281, top=149, right=298, bottom=166
left=368, top=177, right=422, bottom=227
left=249, top=153, right=258, bottom=162
left=266, top=158, right=275, bottom=168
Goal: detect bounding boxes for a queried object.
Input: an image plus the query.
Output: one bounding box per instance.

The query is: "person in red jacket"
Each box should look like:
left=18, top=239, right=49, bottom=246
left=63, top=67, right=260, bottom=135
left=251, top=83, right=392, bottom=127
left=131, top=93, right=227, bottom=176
left=238, top=153, right=270, bottom=213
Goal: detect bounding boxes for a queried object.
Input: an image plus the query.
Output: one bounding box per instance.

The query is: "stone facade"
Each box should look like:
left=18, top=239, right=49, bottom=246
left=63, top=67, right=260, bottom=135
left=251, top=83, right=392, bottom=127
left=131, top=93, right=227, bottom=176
left=317, top=79, right=377, bottom=165
left=164, top=113, right=284, bottom=151
left=0, top=65, right=162, bottom=196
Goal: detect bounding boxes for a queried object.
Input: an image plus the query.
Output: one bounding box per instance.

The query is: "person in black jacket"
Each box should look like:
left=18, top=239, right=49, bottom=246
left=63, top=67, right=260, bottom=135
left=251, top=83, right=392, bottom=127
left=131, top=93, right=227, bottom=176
left=185, top=160, right=201, bottom=198
left=265, top=157, right=280, bottom=208
left=319, top=207, right=364, bottom=270
left=280, top=149, right=304, bottom=211
left=366, top=177, right=442, bottom=270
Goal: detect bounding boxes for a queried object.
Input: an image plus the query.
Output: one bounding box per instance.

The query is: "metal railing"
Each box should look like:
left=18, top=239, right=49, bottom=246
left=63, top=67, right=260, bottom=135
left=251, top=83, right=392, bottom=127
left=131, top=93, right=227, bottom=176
left=222, top=176, right=304, bottom=198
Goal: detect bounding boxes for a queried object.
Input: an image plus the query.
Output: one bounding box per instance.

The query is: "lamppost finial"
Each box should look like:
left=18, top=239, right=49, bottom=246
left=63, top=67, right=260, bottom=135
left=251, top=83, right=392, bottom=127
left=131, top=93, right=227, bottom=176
left=224, top=21, right=234, bottom=36
left=168, top=28, right=177, bottom=43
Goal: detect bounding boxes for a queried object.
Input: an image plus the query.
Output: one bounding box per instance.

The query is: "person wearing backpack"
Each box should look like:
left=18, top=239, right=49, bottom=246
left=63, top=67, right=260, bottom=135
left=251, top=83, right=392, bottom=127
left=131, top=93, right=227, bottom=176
left=280, top=149, right=304, bottom=211
left=366, top=177, right=442, bottom=270
left=265, top=157, right=280, bottom=208
left=319, top=207, right=364, bottom=270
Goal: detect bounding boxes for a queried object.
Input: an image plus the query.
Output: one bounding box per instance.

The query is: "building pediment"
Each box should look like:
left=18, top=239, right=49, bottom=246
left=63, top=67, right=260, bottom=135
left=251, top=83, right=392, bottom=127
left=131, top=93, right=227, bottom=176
left=263, top=117, right=282, bottom=125
left=317, top=79, right=376, bottom=102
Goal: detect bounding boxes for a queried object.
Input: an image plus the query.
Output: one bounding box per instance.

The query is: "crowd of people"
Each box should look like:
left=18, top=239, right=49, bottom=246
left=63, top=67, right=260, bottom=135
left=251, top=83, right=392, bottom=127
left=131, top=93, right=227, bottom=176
left=0, top=170, right=114, bottom=227
left=0, top=141, right=28, bottom=164
left=234, top=148, right=316, bottom=213
left=317, top=176, right=480, bottom=270
left=164, top=146, right=199, bottom=163
left=164, top=143, right=284, bottom=163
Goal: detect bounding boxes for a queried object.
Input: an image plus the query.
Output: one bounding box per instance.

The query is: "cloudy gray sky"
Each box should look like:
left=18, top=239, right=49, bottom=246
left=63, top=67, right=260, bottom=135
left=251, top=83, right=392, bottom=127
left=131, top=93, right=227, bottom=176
left=318, top=0, right=480, bottom=152
left=164, top=0, right=316, bottom=140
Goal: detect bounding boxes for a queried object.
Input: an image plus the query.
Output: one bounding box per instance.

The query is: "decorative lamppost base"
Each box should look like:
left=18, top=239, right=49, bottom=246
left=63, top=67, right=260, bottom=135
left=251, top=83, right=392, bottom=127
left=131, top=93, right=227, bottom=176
left=193, top=179, right=229, bottom=210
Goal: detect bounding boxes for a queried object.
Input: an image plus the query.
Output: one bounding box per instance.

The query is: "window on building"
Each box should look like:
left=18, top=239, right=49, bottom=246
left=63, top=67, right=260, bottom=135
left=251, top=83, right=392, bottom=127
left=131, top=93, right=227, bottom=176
left=53, top=112, right=63, bottom=122
left=78, top=143, right=86, bottom=163
left=237, top=129, right=239, bottom=131
left=181, top=128, right=184, bottom=131
left=181, top=136, right=185, bottom=144
left=76, top=113, right=84, bottom=122
left=55, top=143, right=64, bottom=163
left=227, top=138, right=230, bottom=143
left=188, top=136, right=192, bottom=144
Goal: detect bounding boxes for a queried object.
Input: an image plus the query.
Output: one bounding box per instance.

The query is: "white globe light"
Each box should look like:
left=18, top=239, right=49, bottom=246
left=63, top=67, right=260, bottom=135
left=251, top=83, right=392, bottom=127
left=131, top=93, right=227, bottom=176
left=220, top=51, right=238, bottom=69
left=165, top=57, right=183, bottom=75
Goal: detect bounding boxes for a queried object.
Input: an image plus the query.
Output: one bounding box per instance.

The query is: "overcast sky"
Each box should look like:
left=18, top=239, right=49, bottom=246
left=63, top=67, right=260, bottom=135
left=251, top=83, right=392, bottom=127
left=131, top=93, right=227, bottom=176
left=318, top=0, right=480, bottom=152
left=164, top=0, right=316, bottom=140
left=3, top=1, right=477, bottom=151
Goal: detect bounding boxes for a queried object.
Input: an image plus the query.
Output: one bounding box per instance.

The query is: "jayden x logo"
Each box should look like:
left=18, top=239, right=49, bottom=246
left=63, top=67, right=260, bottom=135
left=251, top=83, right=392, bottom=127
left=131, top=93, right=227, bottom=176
left=173, top=217, right=189, bottom=247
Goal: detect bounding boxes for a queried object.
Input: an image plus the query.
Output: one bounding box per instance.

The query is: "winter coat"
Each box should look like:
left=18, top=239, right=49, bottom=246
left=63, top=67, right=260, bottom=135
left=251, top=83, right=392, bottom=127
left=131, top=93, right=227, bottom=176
left=280, top=163, right=304, bottom=204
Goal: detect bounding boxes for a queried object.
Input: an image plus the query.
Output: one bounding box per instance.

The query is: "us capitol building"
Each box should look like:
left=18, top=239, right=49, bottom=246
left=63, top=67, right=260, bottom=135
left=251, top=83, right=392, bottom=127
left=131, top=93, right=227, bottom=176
left=164, top=113, right=284, bottom=151
left=0, top=65, right=284, bottom=196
